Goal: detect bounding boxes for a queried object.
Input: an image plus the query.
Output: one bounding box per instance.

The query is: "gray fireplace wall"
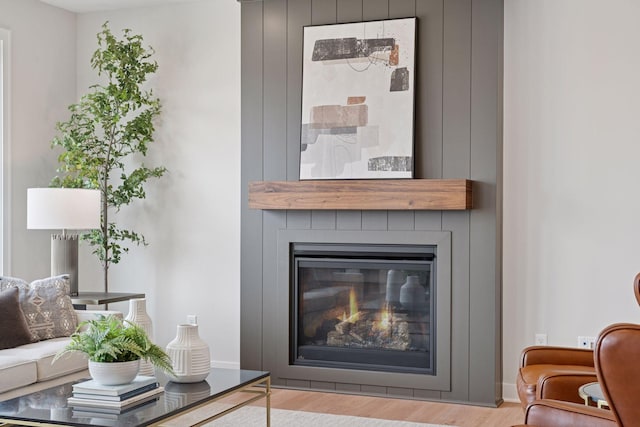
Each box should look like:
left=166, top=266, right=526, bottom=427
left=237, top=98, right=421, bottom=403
left=240, top=0, right=503, bottom=406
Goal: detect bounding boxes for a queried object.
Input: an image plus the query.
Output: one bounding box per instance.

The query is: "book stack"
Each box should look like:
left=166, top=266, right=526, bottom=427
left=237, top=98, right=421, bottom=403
left=68, top=375, right=163, bottom=416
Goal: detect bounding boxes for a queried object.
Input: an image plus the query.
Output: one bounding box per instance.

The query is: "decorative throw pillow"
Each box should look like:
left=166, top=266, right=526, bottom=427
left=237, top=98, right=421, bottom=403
left=0, top=287, right=33, bottom=350
left=0, top=275, right=28, bottom=292
left=0, top=275, right=77, bottom=341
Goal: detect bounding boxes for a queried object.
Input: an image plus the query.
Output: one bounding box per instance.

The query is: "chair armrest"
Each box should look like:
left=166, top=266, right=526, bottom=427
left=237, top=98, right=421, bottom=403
left=524, top=399, right=615, bottom=427
left=520, top=346, right=594, bottom=367
left=537, top=370, right=598, bottom=403
left=75, top=310, right=123, bottom=325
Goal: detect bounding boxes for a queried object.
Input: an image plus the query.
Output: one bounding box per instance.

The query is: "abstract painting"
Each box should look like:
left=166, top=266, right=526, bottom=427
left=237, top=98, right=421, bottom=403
left=300, top=18, right=416, bottom=180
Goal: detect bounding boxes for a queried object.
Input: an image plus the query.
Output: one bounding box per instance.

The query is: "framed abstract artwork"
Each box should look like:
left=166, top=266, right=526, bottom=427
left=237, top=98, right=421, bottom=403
left=300, top=17, right=416, bottom=180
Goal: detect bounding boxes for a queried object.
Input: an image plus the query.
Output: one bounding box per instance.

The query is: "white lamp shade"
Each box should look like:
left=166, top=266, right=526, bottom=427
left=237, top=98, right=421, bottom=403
left=27, top=188, right=101, bottom=230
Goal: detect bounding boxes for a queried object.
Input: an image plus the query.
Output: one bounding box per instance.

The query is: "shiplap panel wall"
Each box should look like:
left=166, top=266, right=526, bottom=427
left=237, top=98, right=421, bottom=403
left=240, top=0, right=503, bottom=405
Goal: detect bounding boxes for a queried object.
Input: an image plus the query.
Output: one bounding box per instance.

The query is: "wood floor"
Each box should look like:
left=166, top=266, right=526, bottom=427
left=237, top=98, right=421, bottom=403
left=224, top=388, right=525, bottom=427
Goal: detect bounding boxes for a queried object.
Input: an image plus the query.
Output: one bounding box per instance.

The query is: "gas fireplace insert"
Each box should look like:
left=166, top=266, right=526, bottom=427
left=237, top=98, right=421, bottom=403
left=291, top=243, right=436, bottom=375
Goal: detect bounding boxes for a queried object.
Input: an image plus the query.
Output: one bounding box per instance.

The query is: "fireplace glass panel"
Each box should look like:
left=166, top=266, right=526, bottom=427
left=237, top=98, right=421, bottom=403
left=292, top=244, right=435, bottom=375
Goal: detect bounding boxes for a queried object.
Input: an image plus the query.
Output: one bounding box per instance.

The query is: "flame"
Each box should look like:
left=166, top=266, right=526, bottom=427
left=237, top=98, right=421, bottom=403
left=337, top=288, right=360, bottom=323
left=373, top=304, right=393, bottom=333
left=379, top=306, right=390, bottom=329
left=349, top=287, right=358, bottom=319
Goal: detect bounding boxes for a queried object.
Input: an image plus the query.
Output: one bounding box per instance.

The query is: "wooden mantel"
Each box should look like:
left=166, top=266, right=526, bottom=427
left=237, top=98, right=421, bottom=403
left=248, top=179, right=473, bottom=211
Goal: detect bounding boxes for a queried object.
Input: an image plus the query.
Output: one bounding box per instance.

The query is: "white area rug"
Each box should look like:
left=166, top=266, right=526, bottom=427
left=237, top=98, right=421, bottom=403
left=205, top=406, right=454, bottom=426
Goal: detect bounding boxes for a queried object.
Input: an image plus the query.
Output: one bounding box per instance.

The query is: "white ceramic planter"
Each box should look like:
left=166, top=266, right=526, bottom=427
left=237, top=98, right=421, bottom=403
left=88, top=360, right=140, bottom=385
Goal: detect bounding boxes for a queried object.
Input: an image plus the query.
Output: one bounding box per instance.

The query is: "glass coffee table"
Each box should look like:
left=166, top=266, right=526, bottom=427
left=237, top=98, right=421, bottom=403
left=578, top=382, right=609, bottom=409
left=0, top=368, right=270, bottom=426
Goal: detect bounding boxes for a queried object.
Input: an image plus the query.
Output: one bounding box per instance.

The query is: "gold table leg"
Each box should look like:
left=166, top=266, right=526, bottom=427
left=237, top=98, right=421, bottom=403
left=266, top=376, right=271, bottom=427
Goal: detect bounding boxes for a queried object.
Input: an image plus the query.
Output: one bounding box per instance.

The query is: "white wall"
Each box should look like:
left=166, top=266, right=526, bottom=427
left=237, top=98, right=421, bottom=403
left=0, top=0, right=76, bottom=277
left=503, top=0, right=640, bottom=400
left=75, top=1, right=241, bottom=368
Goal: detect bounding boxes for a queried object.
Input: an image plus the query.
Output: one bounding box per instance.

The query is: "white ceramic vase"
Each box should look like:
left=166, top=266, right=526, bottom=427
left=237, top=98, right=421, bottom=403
left=399, top=275, right=426, bottom=311
left=88, top=360, right=140, bottom=385
left=166, top=324, right=210, bottom=383
left=125, top=298, right=154, bottom=376
left=385, top=269, right=405, bottom=304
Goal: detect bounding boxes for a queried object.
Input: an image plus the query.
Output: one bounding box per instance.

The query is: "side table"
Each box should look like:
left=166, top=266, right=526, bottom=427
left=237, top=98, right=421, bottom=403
left=71, top=292, right=145, bottom=310
left=578, top=382, right=609, bottom=409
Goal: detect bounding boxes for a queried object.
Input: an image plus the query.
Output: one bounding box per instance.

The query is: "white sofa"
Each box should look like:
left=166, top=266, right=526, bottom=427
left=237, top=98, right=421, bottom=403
left=0, top=310, right=122, bottom=396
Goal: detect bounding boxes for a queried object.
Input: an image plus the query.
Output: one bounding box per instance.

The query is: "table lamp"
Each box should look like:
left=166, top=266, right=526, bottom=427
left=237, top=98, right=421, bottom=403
left=27, top=188, right=101, bottom=296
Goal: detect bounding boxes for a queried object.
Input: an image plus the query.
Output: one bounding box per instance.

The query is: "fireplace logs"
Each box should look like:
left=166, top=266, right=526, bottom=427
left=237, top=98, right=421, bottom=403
left=302, top=286, right=424, bottom=351
left=327, top=311, right=410, bottom=350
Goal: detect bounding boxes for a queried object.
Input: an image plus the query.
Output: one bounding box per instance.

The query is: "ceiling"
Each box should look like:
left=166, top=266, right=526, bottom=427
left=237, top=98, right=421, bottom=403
left=40, top=0, right=199, bottom=13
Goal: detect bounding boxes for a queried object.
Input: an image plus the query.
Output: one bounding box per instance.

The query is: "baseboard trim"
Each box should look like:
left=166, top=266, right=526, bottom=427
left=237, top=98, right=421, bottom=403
left=207, top=364, right=521, bottom=405
left=502, top=382, right=519, bottom=403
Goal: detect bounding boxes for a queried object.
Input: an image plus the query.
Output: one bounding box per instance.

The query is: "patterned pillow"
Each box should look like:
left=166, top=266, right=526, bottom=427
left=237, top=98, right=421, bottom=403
left=0, top=275, right=77, bottom=341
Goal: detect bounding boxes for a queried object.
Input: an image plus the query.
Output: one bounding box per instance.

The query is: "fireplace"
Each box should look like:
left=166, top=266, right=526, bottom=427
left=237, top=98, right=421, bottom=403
left=264, top=229, right=452, bottom=393
left=291, top=243, right=436, bottom=375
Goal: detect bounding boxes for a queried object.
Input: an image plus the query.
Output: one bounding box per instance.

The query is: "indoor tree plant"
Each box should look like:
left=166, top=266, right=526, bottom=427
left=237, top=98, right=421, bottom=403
left=50, top=22, right=166, bottom=292
left=54, top=315, right=174, bottom=385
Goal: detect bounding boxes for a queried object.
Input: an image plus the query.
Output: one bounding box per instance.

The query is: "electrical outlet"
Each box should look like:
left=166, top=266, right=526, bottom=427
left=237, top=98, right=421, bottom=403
left=578, top=336, right=596, bottom=349
left=187, top=314, right=198, bottom=325
left=535, top=333, right=547, bottom=345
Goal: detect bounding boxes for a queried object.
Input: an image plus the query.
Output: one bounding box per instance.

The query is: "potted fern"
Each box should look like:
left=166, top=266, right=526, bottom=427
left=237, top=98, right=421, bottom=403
left=54, top=315, right=174, bottom=385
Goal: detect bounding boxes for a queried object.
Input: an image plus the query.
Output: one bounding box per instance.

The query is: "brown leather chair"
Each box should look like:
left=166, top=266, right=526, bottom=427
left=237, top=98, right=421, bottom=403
left=518, top=322, right=640, bottom=426
left=517, top=346, right=596, bottom=408
left=516, top=272, right=640, bottom=409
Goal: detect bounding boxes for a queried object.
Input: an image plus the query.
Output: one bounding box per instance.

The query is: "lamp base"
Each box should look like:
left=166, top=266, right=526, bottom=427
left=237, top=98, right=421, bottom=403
left=51, top=235, right=79, bottom=296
